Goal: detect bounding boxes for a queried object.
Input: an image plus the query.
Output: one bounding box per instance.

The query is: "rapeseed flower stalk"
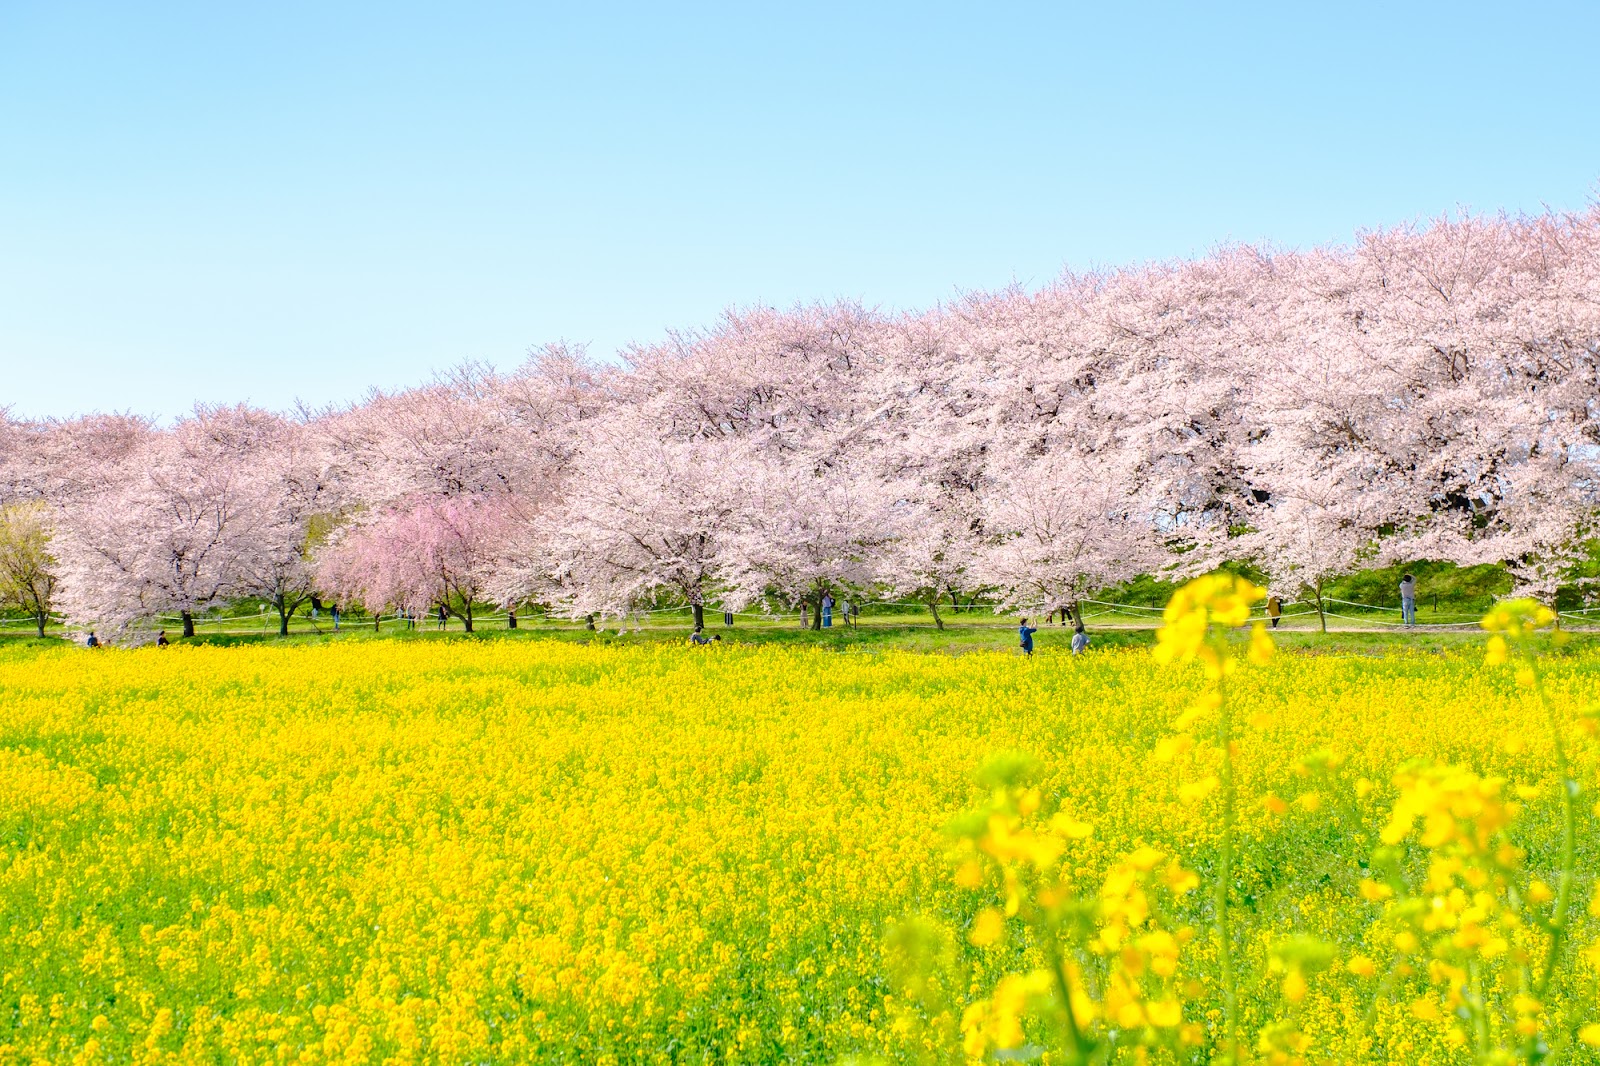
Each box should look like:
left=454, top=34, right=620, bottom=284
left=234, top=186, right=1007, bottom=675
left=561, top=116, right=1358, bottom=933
left=947, top=755, right=1202, bottom=1064
left=1152, top=572, right=1271, bottom=1063
left=1482, top=599, right=1579, bottom=1008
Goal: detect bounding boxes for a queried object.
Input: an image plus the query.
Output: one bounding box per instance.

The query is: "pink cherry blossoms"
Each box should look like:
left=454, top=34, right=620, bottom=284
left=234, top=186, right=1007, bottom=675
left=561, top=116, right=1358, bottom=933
left=2, top=206, right=1596, bottom=638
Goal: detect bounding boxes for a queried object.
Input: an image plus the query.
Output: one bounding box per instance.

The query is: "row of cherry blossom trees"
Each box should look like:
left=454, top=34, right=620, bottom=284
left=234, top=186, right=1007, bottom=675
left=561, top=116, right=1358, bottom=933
left=2, top=207, right=1597, bottom=638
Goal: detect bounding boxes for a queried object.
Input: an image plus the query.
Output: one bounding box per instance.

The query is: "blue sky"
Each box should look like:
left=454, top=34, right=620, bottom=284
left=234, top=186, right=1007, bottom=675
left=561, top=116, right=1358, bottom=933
left=3, top=1, right=1597, bottom=420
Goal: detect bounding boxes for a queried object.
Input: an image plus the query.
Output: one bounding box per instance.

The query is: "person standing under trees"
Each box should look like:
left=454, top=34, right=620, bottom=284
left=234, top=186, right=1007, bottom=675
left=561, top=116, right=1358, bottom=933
left=1267, top=596, right=1282, bottom=629
left=821, top=592, right=834, bottom=628
left=1018, top=618, right=1037, bottom=656
left=1071, top=622, right=1088, bottom=655
left=1400, top=573, right=1417, bottom=627
left=437, top=604, right=448, bottom=631
left=331, top=605, right=340, bottom=631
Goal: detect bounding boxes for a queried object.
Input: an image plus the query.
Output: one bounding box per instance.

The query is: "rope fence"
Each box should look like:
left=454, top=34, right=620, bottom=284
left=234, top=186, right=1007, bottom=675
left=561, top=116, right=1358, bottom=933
left=12, top=592, right=1600, bottom=637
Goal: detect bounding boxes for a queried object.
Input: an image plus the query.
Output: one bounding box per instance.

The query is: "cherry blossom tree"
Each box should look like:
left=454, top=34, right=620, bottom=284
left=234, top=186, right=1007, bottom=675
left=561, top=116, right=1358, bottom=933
left=538, top=436, right=744, bottom=626
left=720, top=455, right=902, bottom=628
left=54, top=408, right=271, bottom=638
left=319, top=494, right=517, bottom=633
left=19, top=203, right=1600, bottom=629
left=972, top=443, right=1162, bottom=618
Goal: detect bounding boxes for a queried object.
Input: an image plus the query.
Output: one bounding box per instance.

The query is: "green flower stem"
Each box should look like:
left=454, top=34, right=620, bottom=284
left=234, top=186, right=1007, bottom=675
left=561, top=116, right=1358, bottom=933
left=1529, top=665, right=1576, bottom=1001
left=1045, top=940, right=1092, bottom=1066
left=1216, top=667, right=1239, bottom=1062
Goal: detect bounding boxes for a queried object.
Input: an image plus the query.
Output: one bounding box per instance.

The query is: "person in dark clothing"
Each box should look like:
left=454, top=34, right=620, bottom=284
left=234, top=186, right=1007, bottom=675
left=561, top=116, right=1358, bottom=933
left=156, top=630, right=169, bottom=647
left=437, top=604, right=448, bottom=630
left=85, top=631, right=100, bottom=648
left=1019, top=618, right=1037, bottom=655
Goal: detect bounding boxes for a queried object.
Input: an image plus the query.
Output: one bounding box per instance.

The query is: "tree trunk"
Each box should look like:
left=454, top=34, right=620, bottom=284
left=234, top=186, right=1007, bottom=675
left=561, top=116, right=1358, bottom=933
left=35, top=610, right=47, bottom=639
left=691, top=603, right=705, bottom=630
left=462, top=605, right=474, bottom=633
left=928, top=593, right=944, bottom=631
left=278, top=607, right=290, bottom=637
left=374, top=612, right=381, bottom=632
left=1070, top=600, right=1084, bottom=627
left=585, top=614, right=596, bottom=631
left=507, top=610, right=517, bottom=629
left=1315, top=581, right=1327, bottom=634
left=180, top=610, right=195, bottom=638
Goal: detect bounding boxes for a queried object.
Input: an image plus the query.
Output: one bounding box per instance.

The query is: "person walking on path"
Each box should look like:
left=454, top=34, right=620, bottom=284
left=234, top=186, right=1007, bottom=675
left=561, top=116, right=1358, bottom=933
left=821, top=593, right=834, bottom=628
left=1070, top=622, right=1089, bottom=655
left=1019, top=618, right=1038, bottom=656
left=1399, top=574, right=1417, bottom=627
left=1267, top=596, right=1282, bottom=629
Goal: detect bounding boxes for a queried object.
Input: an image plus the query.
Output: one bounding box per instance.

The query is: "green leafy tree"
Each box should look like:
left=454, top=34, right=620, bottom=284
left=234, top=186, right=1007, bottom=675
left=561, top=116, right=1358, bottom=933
left=0, top=503, right=57, bottom=637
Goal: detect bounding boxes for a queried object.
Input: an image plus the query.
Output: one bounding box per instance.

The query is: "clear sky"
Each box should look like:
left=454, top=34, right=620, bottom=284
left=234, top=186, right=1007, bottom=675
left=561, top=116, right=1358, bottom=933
left=3, top=1, right=1597, bottom=420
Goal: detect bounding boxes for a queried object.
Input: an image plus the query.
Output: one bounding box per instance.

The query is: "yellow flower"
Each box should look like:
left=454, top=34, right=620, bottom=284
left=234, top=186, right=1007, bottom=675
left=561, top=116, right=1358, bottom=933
left=1410, top=997, right=1441, bottom=1021
left=1346, top=955, right=1376, bottom=979
left=1146, top=999, right=1182, bottom=1028
left=1358, top=879, right=1393, bottom=902
left=1578, top=1023, right=1600, bottom=1048
left=969, top=908, right=1005, bottom=947
left=1247, top=622, right=1274, bottom=666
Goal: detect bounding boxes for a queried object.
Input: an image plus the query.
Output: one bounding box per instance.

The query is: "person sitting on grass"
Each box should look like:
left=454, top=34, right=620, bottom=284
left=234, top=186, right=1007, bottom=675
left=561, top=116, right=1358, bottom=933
left=1071, top=622, right=1088, bottom=655
left=85, top=630, right=100, bottom=648
left=156, top=630, right=169, bottom=647
left=1019, top=617, right=1037, bottom=656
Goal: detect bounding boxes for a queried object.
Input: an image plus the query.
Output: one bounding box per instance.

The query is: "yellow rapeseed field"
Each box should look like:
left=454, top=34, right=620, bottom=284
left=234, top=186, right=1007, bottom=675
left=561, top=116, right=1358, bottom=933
left=0, top=609, right=1596, bottom=1063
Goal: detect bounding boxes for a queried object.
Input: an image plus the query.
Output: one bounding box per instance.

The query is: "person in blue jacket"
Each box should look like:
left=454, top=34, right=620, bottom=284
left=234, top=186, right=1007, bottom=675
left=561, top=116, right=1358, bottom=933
left=1019, top=617, right=1038, bottom=655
